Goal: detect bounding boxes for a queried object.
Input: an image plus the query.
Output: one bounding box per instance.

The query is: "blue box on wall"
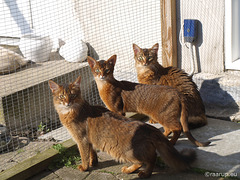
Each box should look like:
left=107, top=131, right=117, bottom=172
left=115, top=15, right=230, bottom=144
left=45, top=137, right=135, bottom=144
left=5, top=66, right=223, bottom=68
left=184, top=19, right=198, bottom=43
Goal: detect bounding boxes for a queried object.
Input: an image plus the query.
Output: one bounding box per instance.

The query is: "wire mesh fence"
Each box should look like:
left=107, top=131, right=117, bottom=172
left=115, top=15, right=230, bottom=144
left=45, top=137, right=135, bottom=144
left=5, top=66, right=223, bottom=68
left=0, top=0, right=239, bottom=174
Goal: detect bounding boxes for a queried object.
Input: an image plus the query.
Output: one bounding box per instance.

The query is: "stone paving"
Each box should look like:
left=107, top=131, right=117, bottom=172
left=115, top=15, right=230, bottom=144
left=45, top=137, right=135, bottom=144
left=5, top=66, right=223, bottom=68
left=29, top=118, right=240, bottom=179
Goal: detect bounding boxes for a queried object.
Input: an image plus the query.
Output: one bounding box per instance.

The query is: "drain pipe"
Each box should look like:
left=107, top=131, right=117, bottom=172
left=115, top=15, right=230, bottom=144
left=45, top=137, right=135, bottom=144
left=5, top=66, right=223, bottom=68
left=183, top=19, right=198, bottom=77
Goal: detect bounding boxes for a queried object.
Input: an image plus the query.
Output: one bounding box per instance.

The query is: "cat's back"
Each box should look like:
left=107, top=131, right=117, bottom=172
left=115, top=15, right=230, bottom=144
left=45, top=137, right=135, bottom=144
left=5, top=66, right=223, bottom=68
left=155, top=66, right=195, bottom=88
left=87, top=109, right=146, bottom=162
left=121, top=82, right=180, bottom=112
left=122, top=82, right=178, bottom=99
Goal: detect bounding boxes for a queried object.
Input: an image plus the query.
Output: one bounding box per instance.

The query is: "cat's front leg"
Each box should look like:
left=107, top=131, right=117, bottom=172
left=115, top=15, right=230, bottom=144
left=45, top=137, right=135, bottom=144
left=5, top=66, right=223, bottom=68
left=76, top=141, right=91, bottom=171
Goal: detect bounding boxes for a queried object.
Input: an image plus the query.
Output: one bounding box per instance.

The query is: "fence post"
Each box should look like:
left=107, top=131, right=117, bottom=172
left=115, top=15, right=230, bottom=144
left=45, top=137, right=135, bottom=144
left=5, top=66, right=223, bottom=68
left=160, top=0, right=178, bottom=67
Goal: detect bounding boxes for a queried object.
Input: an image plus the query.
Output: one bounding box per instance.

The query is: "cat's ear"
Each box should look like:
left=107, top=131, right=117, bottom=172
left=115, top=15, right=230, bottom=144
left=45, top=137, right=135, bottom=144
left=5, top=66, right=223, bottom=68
left=133, top=43, right=141, bottom=55
left=151, top=43, right=159, bottom=54
left=107, top=55, right=116, bottom=66
left=73, top=76, right=81, bottom=87
left=87, top=56, right=97, bottom=69
left=48, top=80, right=60, bottom=93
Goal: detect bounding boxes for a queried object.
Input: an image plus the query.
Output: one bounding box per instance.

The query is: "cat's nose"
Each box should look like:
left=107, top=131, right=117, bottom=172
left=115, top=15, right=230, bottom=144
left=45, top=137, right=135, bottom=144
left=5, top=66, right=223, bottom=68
left=66, top=102, right=71, bottom=107
left=143, top=63, right=148, bottom=66
left=100, top=75, right=105, bottom=79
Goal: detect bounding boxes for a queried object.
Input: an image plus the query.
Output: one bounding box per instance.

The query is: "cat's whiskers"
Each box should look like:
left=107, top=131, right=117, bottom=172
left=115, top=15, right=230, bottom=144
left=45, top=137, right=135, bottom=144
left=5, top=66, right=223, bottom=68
left=55, top=103, right=72, bottom=114
left=135, top=64, right=149, bottom=74
left=94, top=77, right=108, bottom=91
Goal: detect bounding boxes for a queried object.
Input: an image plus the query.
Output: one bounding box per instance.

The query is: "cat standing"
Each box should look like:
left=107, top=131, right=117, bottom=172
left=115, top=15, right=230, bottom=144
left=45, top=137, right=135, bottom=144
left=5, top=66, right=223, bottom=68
left=87, top=55, right=210, bottom=147
left=49, top=76, right=196, bottom=178
left=133, top=43, right=207, bottom=129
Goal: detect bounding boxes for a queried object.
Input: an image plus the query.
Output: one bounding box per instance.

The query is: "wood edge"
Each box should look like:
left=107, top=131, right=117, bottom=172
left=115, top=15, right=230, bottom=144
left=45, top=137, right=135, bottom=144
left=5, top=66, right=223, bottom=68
left=0, top=139, right=76, bottom=180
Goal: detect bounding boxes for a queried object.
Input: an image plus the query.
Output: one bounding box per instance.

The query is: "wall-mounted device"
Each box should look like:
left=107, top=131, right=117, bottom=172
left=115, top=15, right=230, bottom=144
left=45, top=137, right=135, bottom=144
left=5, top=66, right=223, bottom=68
left=184, top=19, right=198, bottom=43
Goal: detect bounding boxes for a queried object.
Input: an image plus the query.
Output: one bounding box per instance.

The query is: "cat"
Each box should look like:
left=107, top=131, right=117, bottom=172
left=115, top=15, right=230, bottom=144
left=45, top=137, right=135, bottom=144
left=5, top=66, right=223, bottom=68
left=48, top=76, right=196, bottom=178
left=87, top=55, right=210, bottom=147
left=132, top=43, right=207, bottom=129
left=0, top=46, right=28, bottom=74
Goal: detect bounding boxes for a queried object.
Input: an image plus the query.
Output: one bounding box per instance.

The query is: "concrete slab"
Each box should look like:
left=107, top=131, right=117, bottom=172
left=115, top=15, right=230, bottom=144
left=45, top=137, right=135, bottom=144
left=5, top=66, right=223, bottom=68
left=154, top=118, right=240, bottom=178
left=127, top=117, right=237, bottom=178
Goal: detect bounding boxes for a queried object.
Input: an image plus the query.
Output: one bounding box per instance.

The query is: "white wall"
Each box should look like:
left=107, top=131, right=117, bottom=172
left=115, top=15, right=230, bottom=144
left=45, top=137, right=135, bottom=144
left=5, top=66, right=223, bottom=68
left=177, top=0, right=225, bottom=74
left=0, top=0, right=32, bottom=37
left=0, top=0, right=84, bottom=44
left=1, top=0, right=226, bottom=74
left=74, top=0, right=162, bottom=78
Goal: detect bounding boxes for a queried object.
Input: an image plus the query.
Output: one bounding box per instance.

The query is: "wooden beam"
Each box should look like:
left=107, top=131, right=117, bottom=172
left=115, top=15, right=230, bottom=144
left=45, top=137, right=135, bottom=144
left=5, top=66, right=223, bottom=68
left=160, top=0, right=178, bottom=67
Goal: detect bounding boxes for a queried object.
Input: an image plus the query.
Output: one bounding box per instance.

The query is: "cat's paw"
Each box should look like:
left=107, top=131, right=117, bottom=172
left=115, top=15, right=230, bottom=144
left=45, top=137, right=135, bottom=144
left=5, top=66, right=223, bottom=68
left=121, top=166, right=130, bottom=174
left=149, top=119, right=157, bottom=124
left=138, top=170, right=151, bottom=178
left=89, top=158, right=98, bottom=167
left=77, top=164, right=88, bottom=172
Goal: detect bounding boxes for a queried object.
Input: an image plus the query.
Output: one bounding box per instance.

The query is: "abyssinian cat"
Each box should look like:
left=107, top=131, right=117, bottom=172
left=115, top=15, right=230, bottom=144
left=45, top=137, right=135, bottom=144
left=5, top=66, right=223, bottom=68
left=87, top=55, right=210, bottom=147
left=133, top=43, right=207, bottom=129
left=48, top=76, right=196, bottom=178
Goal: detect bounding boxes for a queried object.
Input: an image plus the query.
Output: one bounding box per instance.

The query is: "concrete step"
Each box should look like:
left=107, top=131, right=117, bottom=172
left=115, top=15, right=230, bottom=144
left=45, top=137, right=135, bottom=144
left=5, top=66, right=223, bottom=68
left=193, top=73, right=240, bottom=122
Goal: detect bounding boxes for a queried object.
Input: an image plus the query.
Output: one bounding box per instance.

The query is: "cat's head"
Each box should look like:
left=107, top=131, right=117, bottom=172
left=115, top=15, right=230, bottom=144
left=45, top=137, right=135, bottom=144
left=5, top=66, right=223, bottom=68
left=48, top=76, right=82, bottom=114
left=133, top=43, right=159, bottom=68
left=87, top=55, right=116, bottom=81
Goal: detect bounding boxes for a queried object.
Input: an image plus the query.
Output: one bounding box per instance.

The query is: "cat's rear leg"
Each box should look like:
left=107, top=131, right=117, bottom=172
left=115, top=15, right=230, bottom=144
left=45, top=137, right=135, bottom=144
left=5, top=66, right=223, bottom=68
left=138, top=154, right=156, bottom=178
left=149, top=119, right=158, bottom=124
left=121, top=163, right=142, bottom=174
left=89, top=148, right=98, bottom=167
left=163, top=128, right=172, bottom=137
left=169, top=130, right=181, bottom=145
left=165, top=121, right=182, bottom=145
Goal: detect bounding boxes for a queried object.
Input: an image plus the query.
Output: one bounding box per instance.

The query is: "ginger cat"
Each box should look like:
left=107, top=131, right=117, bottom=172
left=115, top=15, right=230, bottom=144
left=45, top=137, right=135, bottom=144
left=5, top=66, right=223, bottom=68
left=133, top=43, right=207, bottom=129
left=87, top=55, right=210, bottom=147
left=48, top=76, right=196, bottom=178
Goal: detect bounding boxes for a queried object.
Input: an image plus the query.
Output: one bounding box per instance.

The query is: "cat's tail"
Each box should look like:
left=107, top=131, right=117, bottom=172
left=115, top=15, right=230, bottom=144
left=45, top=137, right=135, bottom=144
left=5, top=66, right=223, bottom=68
left=180, top=97, right=211, bottom=147
left=154, top=133, right=196, bottom=171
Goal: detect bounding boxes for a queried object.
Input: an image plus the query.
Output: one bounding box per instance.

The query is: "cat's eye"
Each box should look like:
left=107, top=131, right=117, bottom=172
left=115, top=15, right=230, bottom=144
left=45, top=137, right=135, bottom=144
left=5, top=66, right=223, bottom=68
left=59, top=95, right=65, bottom=99
left=148, top=57, right=153, bottom=61
left=70, top=94, right=77, bottom=99
left=105, top=69, right=110, bottom=74
left=95, top=69, right=100, bottom=73
left=138, top=56, right=143, bottom=61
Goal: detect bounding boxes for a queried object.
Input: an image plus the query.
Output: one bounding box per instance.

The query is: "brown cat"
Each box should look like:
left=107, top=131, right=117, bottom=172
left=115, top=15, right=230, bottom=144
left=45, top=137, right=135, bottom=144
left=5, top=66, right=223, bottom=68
left=48, top=76, right=196, bottom=178
left=133, top=43, right=207, bottom=129
left=87, top=55, right=210, bottom=147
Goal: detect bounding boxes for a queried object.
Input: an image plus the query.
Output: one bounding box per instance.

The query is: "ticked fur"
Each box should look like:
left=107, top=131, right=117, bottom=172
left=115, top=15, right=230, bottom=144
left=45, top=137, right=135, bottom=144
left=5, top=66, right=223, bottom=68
left=49, top=76, right=196, bottom=178
left=133, top=43, right=207, bottom=129
left=88, top=55, right=210, bottom=147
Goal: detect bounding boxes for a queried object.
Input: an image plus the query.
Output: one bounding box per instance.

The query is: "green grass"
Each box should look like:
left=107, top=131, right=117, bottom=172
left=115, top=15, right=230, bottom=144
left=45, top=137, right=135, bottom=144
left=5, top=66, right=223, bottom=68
left=49, top=144, right=81, bottom=169
left=98, top=170, right=116, bottom=175
left=155, top=156, right=167, bottom=169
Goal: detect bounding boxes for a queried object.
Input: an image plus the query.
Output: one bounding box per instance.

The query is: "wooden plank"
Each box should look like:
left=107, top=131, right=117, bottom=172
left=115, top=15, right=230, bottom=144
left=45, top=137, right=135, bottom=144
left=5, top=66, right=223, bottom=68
left=160, top=0, right=178, bottom=67
left=0, top=139, right=76, bottom=180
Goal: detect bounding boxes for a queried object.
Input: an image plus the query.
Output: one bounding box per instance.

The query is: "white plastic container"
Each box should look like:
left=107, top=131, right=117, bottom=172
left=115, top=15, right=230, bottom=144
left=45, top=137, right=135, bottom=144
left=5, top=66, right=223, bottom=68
left=59, top=39, right=88, bottom=63
left=19, top=34, right=53, bottom=63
